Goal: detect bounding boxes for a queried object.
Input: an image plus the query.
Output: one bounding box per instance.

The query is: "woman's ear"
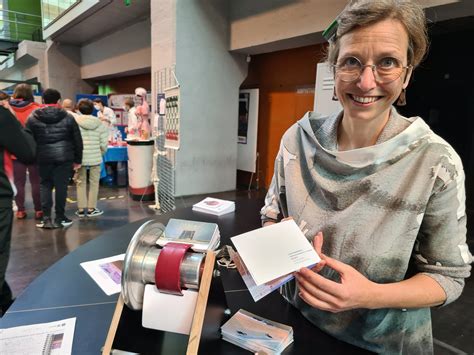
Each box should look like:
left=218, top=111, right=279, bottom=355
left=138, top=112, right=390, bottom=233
left=402, top=66, right=413, bottom=89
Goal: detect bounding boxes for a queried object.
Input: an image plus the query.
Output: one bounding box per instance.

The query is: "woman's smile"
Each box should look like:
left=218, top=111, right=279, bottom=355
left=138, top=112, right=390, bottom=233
left=348, top=94, right=382, bottom=105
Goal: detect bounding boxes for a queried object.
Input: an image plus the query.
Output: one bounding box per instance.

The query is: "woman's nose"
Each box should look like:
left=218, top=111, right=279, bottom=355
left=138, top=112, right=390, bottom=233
left=357, top=66, right=377, bottom=91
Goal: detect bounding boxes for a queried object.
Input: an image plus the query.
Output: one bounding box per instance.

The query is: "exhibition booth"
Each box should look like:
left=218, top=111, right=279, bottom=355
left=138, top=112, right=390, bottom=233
left=1, top=199, right=370, bottom=355
left=77, top=91, right=155, bottom=201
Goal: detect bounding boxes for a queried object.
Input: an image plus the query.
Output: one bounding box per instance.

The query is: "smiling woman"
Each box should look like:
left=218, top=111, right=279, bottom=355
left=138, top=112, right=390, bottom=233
left=334, top=18, right=413, bottom=150
left=260, top=0, right=472, bottom=354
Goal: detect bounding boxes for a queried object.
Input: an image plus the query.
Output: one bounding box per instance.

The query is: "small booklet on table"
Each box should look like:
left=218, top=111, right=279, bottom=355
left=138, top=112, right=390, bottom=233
left=230, top=220, right=320, bottom=301
left=221, top=309, right=293, bottom=354
left=192, top=197, right=235, bottom=216
left=156, top=218, right=220, bottom=252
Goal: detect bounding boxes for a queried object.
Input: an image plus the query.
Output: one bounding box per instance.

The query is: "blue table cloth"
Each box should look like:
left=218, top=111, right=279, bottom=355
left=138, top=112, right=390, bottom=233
left=101, top=146, right=128, bottom=179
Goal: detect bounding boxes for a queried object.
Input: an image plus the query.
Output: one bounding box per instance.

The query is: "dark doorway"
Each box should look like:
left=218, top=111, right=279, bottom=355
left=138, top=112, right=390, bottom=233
left=399, top=17, right=474, bottom=208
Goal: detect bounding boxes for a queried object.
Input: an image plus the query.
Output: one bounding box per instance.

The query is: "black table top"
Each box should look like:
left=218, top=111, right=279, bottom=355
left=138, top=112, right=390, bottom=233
left=0, top=197, right=370, bottom=354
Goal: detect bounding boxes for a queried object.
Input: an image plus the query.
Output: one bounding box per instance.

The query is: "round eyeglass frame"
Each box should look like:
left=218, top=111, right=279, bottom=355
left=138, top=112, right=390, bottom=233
left=331, top=61, right=413, bottom=84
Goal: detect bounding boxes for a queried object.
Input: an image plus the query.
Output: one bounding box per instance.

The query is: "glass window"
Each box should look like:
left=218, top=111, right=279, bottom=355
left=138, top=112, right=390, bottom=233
left=42, top=0, right=80, bottom=28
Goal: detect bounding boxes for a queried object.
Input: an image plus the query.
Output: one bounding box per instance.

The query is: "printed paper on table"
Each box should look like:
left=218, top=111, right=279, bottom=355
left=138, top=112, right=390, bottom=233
left=0, top=317, right=76, bottom=355
left=80, top=254, right=125, bottom=295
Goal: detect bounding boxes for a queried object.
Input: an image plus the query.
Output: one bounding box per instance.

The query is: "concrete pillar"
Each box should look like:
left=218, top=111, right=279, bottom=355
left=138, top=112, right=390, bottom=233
left=151, top=0, right=248, bottom=197
left=45, top=40, right=93, bottom=100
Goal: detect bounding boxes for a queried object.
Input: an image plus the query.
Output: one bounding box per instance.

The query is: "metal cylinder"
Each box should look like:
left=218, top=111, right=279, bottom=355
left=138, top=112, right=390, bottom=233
left=140, top=247, right=204, bottom=289
left=122, top=220, right=206, bottom=310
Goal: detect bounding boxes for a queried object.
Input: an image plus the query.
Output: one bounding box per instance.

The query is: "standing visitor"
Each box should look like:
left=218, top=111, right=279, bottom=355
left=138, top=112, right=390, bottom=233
left=74, top=99, right=108, bottom=217
left=62, top=98, right=76, bottom=114
left=26, top=89, right=83, bottom=229
left=9, top=84, right=42, bottom=220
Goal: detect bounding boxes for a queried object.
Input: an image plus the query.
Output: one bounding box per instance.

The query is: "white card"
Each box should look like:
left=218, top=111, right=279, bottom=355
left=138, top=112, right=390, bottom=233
left=231, top=220, right=320, bottom=285
left=80, top=254, right=125, bottom=296
left=142, top=285, right=198, bottom=335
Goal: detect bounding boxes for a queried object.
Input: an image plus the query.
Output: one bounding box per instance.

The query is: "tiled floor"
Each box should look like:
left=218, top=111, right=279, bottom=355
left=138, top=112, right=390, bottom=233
left=5, top=185, right=474, bottom=354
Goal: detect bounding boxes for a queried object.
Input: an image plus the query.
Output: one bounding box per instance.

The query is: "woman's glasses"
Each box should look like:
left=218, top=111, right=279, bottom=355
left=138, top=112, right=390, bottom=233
left=333, top=56, right=412, bottom=84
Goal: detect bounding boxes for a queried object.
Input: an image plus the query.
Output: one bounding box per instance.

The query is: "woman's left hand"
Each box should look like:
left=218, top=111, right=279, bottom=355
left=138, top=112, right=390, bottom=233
left=296, top=255, right=377, bottom=312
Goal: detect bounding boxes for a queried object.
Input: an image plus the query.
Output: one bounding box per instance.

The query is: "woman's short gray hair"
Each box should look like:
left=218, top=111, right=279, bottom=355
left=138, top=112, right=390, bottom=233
left=327, top=0, right=428, bottom=68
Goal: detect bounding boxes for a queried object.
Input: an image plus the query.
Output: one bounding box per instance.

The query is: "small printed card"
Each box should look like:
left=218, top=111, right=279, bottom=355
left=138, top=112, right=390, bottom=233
left=157, top=218, right=220, bottom=252
left=80, top=254, right=125, bottom=295
left=231, top=220, right=320, bottom=286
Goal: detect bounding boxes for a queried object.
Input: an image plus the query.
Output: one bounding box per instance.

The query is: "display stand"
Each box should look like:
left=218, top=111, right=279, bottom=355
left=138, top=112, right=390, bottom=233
left=102, top=252, right=217, bottom=355
left=127, top=140, right=155, bottom=201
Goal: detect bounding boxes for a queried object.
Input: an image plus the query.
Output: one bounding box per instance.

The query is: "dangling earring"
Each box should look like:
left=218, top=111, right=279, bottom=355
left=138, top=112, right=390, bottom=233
left=332, top=86, right=338, bottom=101
left=397, top=88, right=407, bottom=106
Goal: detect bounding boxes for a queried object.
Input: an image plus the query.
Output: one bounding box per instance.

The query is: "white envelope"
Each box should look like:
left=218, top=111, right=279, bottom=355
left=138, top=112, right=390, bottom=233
left=231, top=220, right=320, bottom=285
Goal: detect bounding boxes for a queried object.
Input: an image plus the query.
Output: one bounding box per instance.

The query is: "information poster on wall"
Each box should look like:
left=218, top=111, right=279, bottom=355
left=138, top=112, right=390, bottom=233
left=109, top=94, right=135, bottom=109
left=237, top=89, right=259, bottom=173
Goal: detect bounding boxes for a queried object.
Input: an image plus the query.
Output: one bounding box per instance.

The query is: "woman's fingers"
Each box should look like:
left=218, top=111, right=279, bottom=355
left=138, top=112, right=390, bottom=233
left=313, top=231, right=324, bottom=255
left=312, top=259, right=327, bottom=273
left=298, top=288, right=336, bottom=312
left=311, top=231, right=325, bottom=273
left=297, top=267, right=341, bottom=296
left=296, top=272, right=337, bottom=305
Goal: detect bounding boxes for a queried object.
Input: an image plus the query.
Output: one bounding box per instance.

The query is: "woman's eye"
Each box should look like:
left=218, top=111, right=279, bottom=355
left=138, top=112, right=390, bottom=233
left=379, top=57, right=400, bottom=68
left=342, top=57, right=360, bottom=68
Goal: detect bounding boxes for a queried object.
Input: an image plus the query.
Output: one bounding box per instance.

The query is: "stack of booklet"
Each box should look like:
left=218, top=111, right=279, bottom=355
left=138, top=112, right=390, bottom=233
left=192, top=197, right=235, bottom=216
left=221, top=309, right=294, bottom=354
left=156, top=218, right=220, bottom=252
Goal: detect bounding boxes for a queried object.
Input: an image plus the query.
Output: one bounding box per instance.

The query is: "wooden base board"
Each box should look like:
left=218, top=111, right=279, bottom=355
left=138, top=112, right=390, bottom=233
left=102, top=251, right=216, bottom=355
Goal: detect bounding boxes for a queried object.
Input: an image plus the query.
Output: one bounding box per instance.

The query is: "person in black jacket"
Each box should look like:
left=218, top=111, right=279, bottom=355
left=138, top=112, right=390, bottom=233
left=0, top=101, right=36, bottom=316
left=26, top=88, right=83, bottom=229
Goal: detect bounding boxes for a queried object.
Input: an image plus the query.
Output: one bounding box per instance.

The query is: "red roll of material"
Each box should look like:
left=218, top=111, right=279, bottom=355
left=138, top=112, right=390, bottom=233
left=155, top=242, right=192, bottom=295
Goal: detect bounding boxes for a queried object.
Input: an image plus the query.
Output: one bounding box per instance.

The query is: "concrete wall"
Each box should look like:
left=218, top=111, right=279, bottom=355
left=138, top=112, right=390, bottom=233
left=151, top=1, right=176, bottom=73
left=0, top=39, right=92, bottom=96
left=21, top=41, right=47, bottom=82
left=80, top=18, right=151, bottom=79
left=45, top=40, right=93, bottom=99
left=229, top=0, right=460, bottom=53
left=174, top=0, right=247, bottom=195
left=0, top=40, right=46, bottom=84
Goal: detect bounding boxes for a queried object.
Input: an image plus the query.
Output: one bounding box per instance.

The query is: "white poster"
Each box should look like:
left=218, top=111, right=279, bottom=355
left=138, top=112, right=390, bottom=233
left=237, top=89, right=259, bottom=173
left=313, top=62, right=342, bottom=115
